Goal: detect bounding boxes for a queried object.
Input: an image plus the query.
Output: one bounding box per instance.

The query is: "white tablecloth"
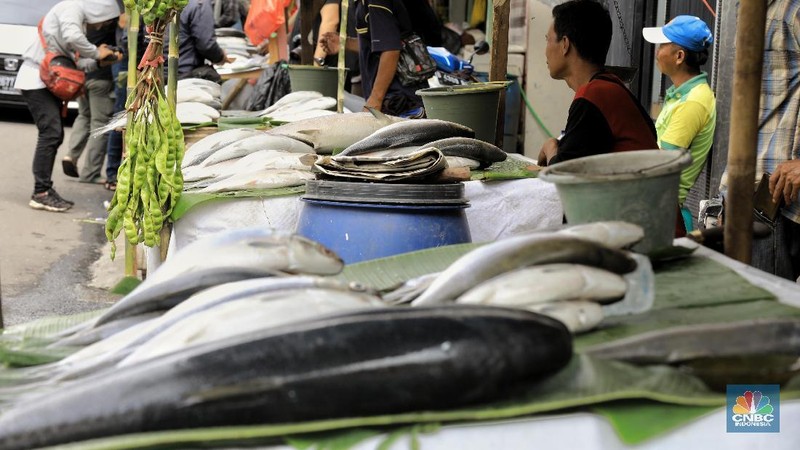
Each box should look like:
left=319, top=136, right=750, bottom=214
left=169, top=178, right=563, bottom=252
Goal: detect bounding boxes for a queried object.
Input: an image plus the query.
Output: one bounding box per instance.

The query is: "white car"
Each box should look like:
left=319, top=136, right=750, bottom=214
left=0, top=0, right=70, bottom=108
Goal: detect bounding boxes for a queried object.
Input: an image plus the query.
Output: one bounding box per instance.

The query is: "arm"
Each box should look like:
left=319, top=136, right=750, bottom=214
left=315, top=3, right=340, bottom=66
left=59, top=12, right=101, bottom=59
left=189, top=2, right=227, bottom=65
left=319, top=32, right=359, bottom=54
left=546, top=98, right=614, bottom=165
left=365, top=49, right=400, bottom=110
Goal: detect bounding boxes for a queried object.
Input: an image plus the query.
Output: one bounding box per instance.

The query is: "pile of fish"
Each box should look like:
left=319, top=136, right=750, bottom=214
left=257, top=91, right=338, bottom=123
left=385, top=221, right=647, bottom=333
left=180, top=107, right=417, bottom=192
left=314, top=119, right=508, bottom=181
left=0, top=226, right=578, bottom=449
left=176, top=78, right=223, bottom=124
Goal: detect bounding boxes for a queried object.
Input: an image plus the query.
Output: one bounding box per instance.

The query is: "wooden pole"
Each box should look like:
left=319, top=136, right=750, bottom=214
left=336, top=0, right=349, bottom=113
left=490, top=0, right=510, bottom=149
left=159, top=11, right=180, bottom=263
left=723, top=0, right=767, bottom=263
left=124, top=8, right=140, bottom=278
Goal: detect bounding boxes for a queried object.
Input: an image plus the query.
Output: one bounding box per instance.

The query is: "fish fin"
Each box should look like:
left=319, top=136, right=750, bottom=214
left=366, top=107, right=393, bottom=125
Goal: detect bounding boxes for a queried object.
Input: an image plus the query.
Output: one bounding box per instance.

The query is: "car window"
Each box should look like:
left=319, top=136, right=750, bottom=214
left=0, top=0, right=65, bottom=27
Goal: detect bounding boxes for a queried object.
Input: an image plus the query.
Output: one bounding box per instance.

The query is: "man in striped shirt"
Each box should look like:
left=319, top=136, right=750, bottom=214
left=720, top=0, right=800, bottom=281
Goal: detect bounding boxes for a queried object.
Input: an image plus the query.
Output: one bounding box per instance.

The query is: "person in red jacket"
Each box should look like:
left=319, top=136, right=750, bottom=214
left=538, top=0, right=657, bottom=167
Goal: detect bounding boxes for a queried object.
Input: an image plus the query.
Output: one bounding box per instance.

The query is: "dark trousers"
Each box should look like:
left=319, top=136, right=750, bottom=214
left=751, top=214, right=800, bottom=281
left=22, top=88, right=64, bottom=194
left=106, top=61, right=126, bottom=183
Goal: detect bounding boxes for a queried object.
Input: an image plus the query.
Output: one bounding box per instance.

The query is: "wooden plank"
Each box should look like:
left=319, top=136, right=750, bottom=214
left=490, top=0, right=510, bottom=149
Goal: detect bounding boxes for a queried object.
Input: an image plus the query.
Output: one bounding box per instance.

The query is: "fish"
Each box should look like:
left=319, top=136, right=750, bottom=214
left=556, top=221, right=645, bottom=249
left=526, top=301, right=605, bottom=334
left=48, top=312, right=163, bottom=348
left=178, top=78, right=222, bottom=97
left=265, top=96, right=337, bottom=116
left=455, top=264, right=628, bottom=306
left=182, top=128, right=265, bottom=168
left=176, top=102, right=220, bottom=120
left=263, top=91, right=323, bottom=115
left=269, top=108, right=338, bottom=123
left=410, top=235, right=637, bottom=306
left=584, top=318, right=800, bottom=364
left=93, top=228, right=344, bottom=326
left=381, top=272, right=441, bottom=305
left=184, top=150, right=313, bottom=183
left=198, top=168, right=315, bottom=193
left=338, top=119, right=475, bottom=156
left=176, top=87, right=218, bottom=105
left=176, top=110, right=216, bottom=124
left=446, top=156, right=481, bottom=169
left=266, top=110, right=405, bottom=154
left=0, top=306, right=571, bottom=449
left=314, top=147, right=447, bottom=181
left=119, top=287, right=384, bottom=366
left=422, top=137, right=507, bottom=167
left=197, top=134, right=313, bottom=167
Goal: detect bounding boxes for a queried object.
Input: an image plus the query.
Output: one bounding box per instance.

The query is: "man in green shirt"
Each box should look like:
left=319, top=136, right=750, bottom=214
left=643, top=15, right=716, bottom=231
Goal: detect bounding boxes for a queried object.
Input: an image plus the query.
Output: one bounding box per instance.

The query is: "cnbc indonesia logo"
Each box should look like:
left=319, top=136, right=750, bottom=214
left=730, top=390, right=776, bottom=429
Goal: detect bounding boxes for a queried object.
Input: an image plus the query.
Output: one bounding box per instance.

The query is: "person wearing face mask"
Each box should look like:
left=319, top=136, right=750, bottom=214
left=643, top=15, right=717, bottom=232
left=14, top=0, right=123, bottom=212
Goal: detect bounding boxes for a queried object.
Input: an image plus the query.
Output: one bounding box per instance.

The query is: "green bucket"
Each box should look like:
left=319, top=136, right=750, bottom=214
left=416, top=82, right=509, bottom=142
left=287, top=65, right=340, bottom=98
left=538, top=149, right=693, bottom=254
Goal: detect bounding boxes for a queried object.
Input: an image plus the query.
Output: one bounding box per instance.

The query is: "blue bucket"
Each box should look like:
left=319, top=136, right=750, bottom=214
left=297, top=199, right=471, bottom=264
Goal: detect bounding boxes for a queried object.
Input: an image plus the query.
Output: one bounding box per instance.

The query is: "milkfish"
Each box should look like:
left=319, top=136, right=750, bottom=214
left=176, top=102, right=220, bottom=120
left=526, top=301, right=605, bottom=334
left=184, top=150, right=314, bottom=183
left=263, top=96, right=337, bottom=117
left=266, top=110, right=405, bottom=154
left=411, top=235, right=637, bottom=306
left=197, top=169, right=315, bottom=193
left=119, top=287, right=384, bottom=366
left=556, top=221, right=644, bottom=249
left=584, top=318, right=800, bottom=364
left=177, top=78, right=223, bottom=98
left=48, top=312, right=163, bottom=348
left=421, top=137, right=507, bottom=167
left=198, top=134, right=314, bottom=167
left=0, top=306, right=572, bottom=450
left=269, top=108, right=338, bottom=123
left=456, top=264, right=628, bottom=307
left=182, top=128, right=265, bottom=168
left=93, top=228, right=344, bottom=326
left=262, top=91, right=323, bottom=115
left=338, top=119, right=475, bottom=156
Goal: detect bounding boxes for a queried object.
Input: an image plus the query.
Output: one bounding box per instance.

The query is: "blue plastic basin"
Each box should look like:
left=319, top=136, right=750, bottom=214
left=297, top=199, right=472, bottom=264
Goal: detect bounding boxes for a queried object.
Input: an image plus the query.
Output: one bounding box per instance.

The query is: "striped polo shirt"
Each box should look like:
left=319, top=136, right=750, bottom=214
left=656, top=72, right=717, bottom=205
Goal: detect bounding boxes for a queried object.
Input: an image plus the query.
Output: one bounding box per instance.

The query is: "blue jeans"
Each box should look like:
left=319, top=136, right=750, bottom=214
left=751, top=214, right=800, bottom=281
left=106, top=62, right=126, bottom=183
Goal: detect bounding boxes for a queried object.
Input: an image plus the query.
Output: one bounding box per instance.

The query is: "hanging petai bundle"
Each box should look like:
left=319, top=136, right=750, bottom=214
left=107, top=0, right=188, bottom=258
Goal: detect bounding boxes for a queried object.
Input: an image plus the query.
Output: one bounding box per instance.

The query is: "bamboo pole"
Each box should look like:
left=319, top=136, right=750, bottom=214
left=490, top=0, right=510, bottom=149
left=124, top=8, right=140, bottom=278
left=159, top=12, right=180, bottom=263
left=723, top=0, right=767, bottom=263
left=336, top=0, right=349, bottom=113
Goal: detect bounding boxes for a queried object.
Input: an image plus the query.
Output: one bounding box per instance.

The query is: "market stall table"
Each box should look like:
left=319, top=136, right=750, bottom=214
left=168, top=178, right=564, bottom=254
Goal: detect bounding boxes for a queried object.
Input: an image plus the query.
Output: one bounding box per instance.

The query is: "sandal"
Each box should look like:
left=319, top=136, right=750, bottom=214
left=61, top=158, right=79, bottom=178
left=104, top=181, right=117, bottom=191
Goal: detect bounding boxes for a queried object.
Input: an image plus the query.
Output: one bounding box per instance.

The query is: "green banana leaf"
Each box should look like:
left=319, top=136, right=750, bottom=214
left=45, top=355, right=800, bottom=449
left=170, top=186, right=306, bottom=221
left=470, top=156, right=539, bottom=181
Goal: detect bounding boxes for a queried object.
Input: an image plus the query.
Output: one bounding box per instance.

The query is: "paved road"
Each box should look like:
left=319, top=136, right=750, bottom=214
left=0, top=109, right=123, bottom=328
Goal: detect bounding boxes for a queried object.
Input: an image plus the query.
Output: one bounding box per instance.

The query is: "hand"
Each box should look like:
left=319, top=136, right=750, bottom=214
left=223, top=52, right=236, bottom=64
left=769, top=160, right=800, bottom=205
left=256, top=40, right=269, bottom=56
left=538, top=137, right=559, bottom=166
left=363, top=95, right=383, bottom=112
left=319, top=32, right=340, bottom=54
left=97, top=44, right=114, bottom=61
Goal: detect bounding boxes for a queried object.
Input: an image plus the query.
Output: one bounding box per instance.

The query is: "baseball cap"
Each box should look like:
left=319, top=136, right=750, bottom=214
left=642, top=15, right=713, bottom=52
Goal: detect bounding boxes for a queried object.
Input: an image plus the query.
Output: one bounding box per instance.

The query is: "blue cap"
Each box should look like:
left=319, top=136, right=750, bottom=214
left=642, top=15, right=713, bottom=52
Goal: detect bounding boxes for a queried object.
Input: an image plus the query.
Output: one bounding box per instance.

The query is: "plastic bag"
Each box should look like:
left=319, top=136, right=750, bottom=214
left=244, top=0, right=293, bottom=46
left=246, top=61, right=291, bottom=111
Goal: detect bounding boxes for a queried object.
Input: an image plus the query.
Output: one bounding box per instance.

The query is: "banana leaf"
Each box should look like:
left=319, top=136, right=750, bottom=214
left=470, top=155, right=540, bottom=181
left=170, top=186, right=306, bottom=221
